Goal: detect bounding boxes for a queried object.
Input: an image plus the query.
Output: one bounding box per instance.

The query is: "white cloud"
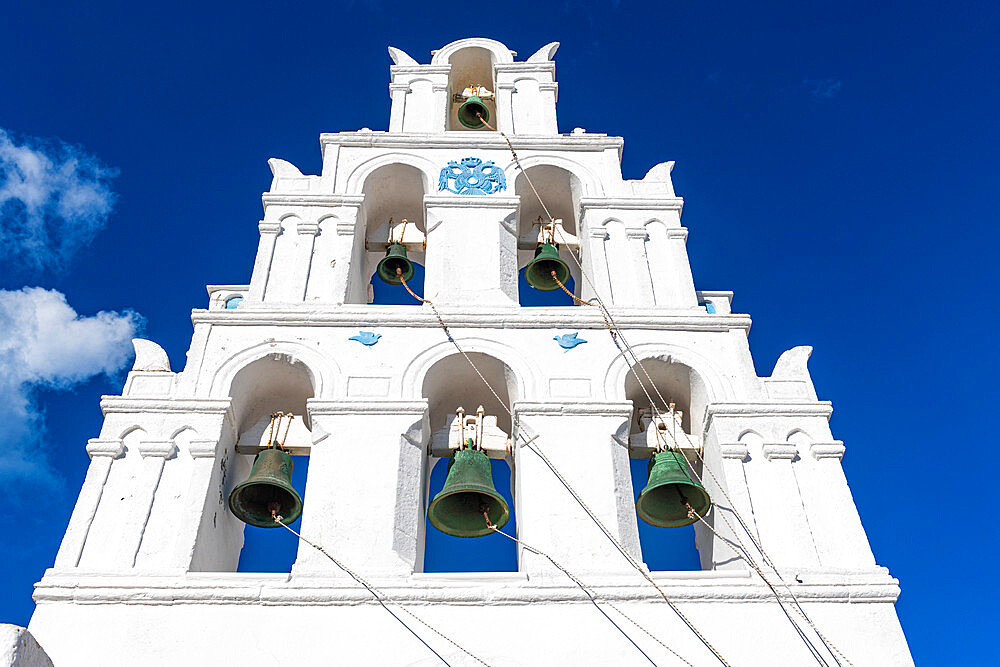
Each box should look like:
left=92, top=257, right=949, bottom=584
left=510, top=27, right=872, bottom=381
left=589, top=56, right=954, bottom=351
left=0, top=288, right=141, bottom=485
left=802, top=78, right=842, bottom=100
left=0, top=128, right=118, bottom=272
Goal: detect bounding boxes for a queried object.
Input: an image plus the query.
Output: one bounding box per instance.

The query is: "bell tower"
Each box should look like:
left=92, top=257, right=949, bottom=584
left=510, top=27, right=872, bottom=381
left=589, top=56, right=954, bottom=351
left=17, top=38, right=913, bottom=666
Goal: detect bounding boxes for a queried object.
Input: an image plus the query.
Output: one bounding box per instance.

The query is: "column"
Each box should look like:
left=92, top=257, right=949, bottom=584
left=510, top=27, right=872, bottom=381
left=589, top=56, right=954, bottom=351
left=246, top=220, right=281, bottom=302
left=292, top=219, right=319, bottom=301
left=665, top=227, right=699, bottom=307
left=118, top=439, right=175, bottom=568
left=293, top=400, right=428, bottom=577
left=744, top=442, right=821, bottom=568
left=579, top=224, right=612, bottom=302
left=625, top=227, right=654, bottom=305
left=423, top=195, right=520, bottom=306
left=513, top=402, right=640, bottom=577
left=709, top=441, right=763, bottom=569
left=797, top=441, right=877, bottom=568
left=170, top=439, right=221, bottom=569
left=53, top=439, right=123, bottom=569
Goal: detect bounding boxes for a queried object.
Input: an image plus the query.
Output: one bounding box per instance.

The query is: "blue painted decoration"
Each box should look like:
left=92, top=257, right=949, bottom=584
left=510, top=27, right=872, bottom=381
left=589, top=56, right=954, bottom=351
left=438, top=157, right=506, bottom=195
left=700, top=301, right=717, bottom=314
left=224, top=296, right=243, bottom=309
left=349, top=331, right=382, bottom=346
left=553, top=332, right=587, bottom=350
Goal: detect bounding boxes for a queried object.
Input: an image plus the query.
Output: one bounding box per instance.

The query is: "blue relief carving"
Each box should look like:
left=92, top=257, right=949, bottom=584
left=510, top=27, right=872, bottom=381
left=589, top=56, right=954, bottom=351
left=438, top=157, right=506, bottom=195
left=349, top=331, right=382, bottom=346
left=553, top=332, right=587, bottom=350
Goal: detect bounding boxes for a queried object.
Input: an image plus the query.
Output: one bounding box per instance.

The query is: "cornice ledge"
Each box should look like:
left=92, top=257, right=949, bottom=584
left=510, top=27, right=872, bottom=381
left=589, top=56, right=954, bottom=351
left=494, top=62, right=556, bottom=74
left=321, top=132, right=623, bottom=152
left=31, top=577, right=901, bottom=605
left=580, top=197, right=684, bottom=211
left=513, top=401, right=633, bottom=418
left=189, top=308, right=752, bottom=332
left=101, top=397, right=233, bottom=415
left=390, top=65, right=451, bottom=75
left=424, top=194, right=520, bottom=209
left=307, top=399, right=428, bottom=416
left=262, top=194, right=364, bottom=208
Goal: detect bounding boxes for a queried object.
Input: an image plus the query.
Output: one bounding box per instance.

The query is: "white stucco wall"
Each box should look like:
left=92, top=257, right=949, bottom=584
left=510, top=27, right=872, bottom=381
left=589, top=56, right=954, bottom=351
left=22, top=38, right=912, bottom=666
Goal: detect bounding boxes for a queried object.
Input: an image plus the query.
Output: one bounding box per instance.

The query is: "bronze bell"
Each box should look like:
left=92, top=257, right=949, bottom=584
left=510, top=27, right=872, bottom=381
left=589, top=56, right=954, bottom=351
left=457, top=96, right=489, bottom=129
left=636, top=450, right=712, bottom=528
left=428, top=448, right=510, bottom=538
left=228, top=447, right=303, bottom=528
left=525, top=242, right=571, bottom=291
left=376, top=242, right=415, bottom=285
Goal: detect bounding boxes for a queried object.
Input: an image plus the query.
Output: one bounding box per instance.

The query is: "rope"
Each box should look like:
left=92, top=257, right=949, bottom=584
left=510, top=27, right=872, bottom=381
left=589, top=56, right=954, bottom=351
left=683, top=503, right=850, bottom=667
left=485, top=512, right=694, bottom=667
left=273, top=513, right=490, bottom=667
left=398, top=268, right=730, bottom=666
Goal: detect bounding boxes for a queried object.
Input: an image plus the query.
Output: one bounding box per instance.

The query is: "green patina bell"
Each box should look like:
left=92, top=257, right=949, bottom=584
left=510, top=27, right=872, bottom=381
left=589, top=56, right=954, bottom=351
left=428, top=448, right=510, bottom=538
left=376, top=242, right=415, bottom=285
left=228, top=447, right=303, bottom=528
left=458, top=96, right=489, bottom=129
left=525, top=243, right=571, bottom=291
left=636, top=450, right=712, bottom=528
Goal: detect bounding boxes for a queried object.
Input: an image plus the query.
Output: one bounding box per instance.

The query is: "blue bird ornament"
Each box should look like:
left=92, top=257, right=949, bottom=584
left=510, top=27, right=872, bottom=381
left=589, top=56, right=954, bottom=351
left=553, top=332, right=587, bottom=350
left=349, top=331, right=382, bottom=346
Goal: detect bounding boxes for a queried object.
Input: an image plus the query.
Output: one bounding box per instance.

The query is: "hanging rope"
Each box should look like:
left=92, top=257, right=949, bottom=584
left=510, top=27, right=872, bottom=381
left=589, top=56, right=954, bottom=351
left=484, top=512, right=694, bottom=667
left=476, top=117, right=856, bottom=665
left=395, top=271, right=731, bottom=667
left=273, top=512, right=490, bottom=667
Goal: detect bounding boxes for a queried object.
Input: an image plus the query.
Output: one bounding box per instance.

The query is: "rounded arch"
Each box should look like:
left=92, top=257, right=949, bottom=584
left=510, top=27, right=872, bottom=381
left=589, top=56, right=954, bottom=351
left=169, top=425, right=200, bottom=440
left=431, top=38, right=515, bottom=66
left=603, top=344, right=737, bottom=433
left=344, top=152, right=439, bottom=196
left=207, top=340, right=340, bottom=401
left=503, top=154, right=604, bottom=199
left=787, top=428, right=812, bottom=444
left=402, top=336, right=541, bottom=407
left=117, top=424, right=147, bottom=440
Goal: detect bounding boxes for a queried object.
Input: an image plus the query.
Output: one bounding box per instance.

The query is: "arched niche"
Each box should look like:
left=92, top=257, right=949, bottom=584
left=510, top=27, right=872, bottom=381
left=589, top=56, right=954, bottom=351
left=421, top=352, right=518, bottom=434
left=446, top=46, right=498, bottom=132
left=624, top=356, right=710, bottom=436
left=226, top=355, right=315, bottom=573
left=359, top=163, right=429, bottom=304
left=420, top=351, right=518, bottom=572
left=515, top=165, right=584, bottom=303
left=228, top=354, right=316, bottom=435
left=624, top=356, right=709, bottom=572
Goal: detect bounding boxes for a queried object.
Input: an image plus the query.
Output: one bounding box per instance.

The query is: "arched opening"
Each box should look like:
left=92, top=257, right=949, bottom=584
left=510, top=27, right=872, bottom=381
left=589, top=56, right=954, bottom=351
left=515, top=165, right=583, bottom=305
left=447, top=47, right=497, bottom=132
left=358, top=163, right=428, bottom=304
left=625, top=357, right=710, bottom=571
left=421, top=352, right=519, bottom=572
left=227, top=355, right=315, bottom=573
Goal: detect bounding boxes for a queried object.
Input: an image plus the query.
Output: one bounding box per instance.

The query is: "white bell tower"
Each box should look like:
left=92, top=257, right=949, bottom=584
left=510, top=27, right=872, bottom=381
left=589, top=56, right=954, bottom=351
left=13, top=38, right=912, bottom=666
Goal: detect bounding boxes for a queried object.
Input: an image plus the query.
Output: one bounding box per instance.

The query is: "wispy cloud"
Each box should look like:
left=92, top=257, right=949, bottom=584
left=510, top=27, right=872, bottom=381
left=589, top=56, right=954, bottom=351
left=0, top=288, right=141, bottom=487
left=802, top=78, right=842, bottom=100
left=0, top=128, right=118, bottom=273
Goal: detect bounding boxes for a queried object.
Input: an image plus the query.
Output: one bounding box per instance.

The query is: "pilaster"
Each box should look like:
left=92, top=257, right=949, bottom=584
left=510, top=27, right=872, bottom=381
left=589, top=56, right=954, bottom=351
left=293, top=400, right=428, bottom=576
left=423, top=195, right=520, bottom=306
left=512, top=402, right=640, bottom=576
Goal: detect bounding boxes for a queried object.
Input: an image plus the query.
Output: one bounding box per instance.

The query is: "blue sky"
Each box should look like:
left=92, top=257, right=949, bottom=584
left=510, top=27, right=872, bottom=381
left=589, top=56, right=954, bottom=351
left=1, top=1, right=997, bottom=662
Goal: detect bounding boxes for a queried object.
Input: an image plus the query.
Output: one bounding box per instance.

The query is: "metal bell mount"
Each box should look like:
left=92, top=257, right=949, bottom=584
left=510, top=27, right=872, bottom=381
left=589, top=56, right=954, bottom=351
left=228, top=413, right=304, bottom=528
left=427, top=407, right=511, bottom=538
